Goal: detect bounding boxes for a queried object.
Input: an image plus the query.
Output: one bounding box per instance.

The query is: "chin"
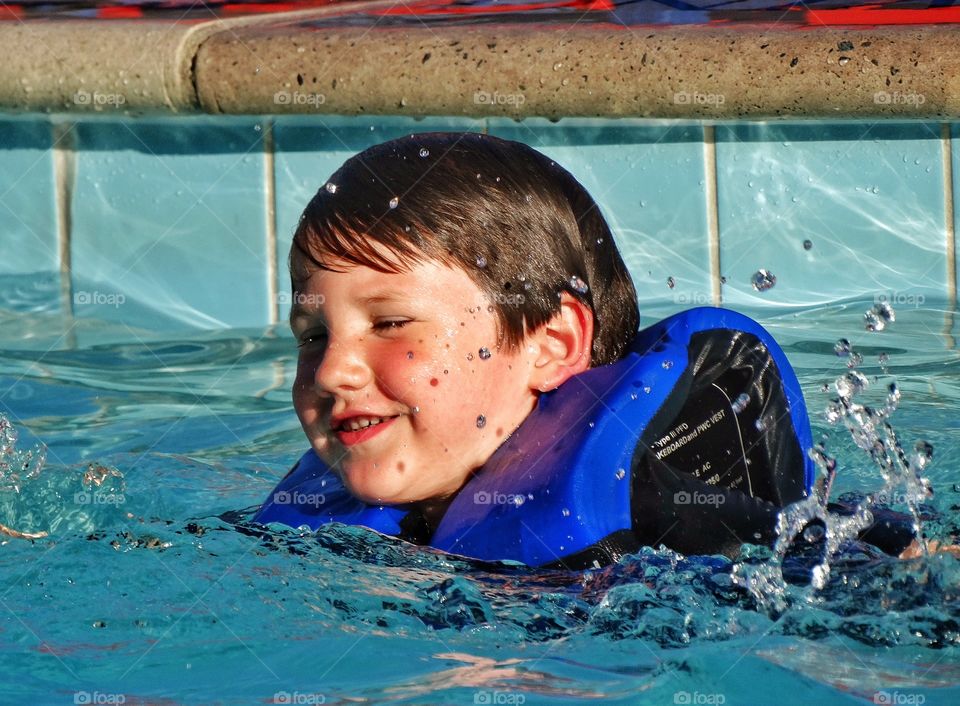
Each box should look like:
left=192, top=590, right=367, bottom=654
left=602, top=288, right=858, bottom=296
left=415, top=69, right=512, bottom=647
left=341, top=471, right=413, bottom=506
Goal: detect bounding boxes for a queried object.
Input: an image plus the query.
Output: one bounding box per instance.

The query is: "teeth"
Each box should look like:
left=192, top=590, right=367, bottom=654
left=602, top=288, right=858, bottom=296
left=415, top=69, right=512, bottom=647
left=342, top=416, right=384, bottom=432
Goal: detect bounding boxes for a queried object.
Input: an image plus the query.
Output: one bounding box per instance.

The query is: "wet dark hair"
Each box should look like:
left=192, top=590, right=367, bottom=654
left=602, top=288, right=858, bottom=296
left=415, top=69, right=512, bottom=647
left=291, top=132, right=639, bottom=365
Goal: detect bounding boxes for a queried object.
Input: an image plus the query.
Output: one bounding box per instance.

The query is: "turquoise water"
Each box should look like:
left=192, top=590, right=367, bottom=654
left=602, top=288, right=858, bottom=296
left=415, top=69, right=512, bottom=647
left=2, top=287, right=960, bottom=705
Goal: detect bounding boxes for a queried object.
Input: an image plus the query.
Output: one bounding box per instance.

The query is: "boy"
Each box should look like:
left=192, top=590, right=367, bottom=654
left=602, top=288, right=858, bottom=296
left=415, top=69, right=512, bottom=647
left=255, top=132, right=917, bottom=568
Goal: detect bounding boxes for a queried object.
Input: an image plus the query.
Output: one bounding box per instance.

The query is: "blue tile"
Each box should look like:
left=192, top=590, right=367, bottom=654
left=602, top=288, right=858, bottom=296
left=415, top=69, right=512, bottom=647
left=717, top=122, right=947, bottom=308
left=487, top=118, right=712, bottom=314
left=272, top=115, right=485, bottom=321
left=0, top=119, right=58, bottom=275
left=71, top=118, right=270, bottom=329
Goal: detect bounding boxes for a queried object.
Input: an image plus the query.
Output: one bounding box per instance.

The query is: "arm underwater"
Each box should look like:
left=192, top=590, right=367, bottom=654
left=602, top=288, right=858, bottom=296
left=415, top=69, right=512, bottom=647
left=254, top=307, right=917, bottom=569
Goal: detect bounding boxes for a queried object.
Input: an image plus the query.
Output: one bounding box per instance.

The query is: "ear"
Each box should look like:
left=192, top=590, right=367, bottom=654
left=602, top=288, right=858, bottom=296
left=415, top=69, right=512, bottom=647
left=527, top=292, right=594, bottom=392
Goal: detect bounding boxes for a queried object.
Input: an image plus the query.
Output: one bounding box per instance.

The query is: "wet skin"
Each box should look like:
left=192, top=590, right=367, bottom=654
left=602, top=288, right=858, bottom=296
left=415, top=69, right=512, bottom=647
left=289, top=255, right=542, bottom=507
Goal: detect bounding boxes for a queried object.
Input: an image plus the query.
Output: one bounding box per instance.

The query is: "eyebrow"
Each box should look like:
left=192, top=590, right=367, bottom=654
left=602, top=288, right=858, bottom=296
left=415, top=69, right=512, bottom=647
left=358, top=289, right=412, bottom=306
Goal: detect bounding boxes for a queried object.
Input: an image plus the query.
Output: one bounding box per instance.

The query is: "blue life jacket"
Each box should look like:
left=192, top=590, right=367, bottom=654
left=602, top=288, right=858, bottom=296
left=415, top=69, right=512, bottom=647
left=254, top=307, right=816, bottom=567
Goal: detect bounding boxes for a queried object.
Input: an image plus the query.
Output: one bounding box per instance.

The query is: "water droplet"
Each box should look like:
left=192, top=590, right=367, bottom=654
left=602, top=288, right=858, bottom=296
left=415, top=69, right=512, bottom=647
left=443, top=369, right=449, bottom=375
left=720, top=276, right=727, bottom=285
left=643, top=386, right=652, bottom=394
left=412, top=406, right=420, bottom=414
left=835, top=370, right=868, bottom=399
left=588, top=422, right=595, bottom=428
left=879, top=352, right=890, bottom=367
left=731, top=393, right=750, bottom=414
left=569, top=275, right=589, bottom=294
left=661, top=360, right=673, bottom=370
left=751, top=269, right=777, bottom=292
left=864, top=301, right=896, bottom=332
left=630, top=392, right=638, bottom=400
left=561, top=507, right=571, bottom=517
left=388, top=196, right=399, bottom=209
left=755, top=418, right=767, bottom=431
left=666, top=276, right=675, bottom=289
left=478, top=347, right=491, bottom=360
left=476, top=415, right=486, bottom=428
left=419, top=147, right=430, bottom=158
left=834, top=338, right=852, bottom=356
left=406, top=351, right=414, bottom=360
left=825, top=400, right=843, bottom=423
left=254, top=124, right=262, bottom=132
left=615, top=468, right=626, bottom=480
left=886, top=381, right=901, bottom=411
left=466, top=353, right=474, bottom=361
left=838, top=56, right=850, bottom=66
left=476, top=255, right=487, bottom=268
left=325, top=182, right=338, bottom=194
left=846, top=351, right=864, bottom=369
left=525, top=194, right=533, bottom=203
left=803, top=239, right=813, bottom=251
left=553, top=62, right=563, bottom=71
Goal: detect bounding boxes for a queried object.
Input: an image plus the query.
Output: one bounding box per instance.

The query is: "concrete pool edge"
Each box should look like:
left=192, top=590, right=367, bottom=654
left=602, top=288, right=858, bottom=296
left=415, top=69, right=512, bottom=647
left=2, top=9, right=960, bottom=118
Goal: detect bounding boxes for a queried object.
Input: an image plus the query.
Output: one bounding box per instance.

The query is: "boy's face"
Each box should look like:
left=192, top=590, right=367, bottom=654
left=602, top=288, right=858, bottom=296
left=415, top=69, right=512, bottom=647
left=289, top=252, right=541, bottom=506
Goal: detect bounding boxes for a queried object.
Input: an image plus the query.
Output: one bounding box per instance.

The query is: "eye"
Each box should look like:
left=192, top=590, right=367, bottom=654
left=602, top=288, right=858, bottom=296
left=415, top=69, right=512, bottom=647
left=373, top=319, right=411, bottom=332
left=296, top=329, right=328, bottom=348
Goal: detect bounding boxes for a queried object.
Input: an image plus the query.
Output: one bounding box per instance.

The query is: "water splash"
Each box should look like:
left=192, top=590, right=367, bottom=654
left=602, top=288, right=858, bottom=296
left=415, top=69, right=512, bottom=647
left=0, top=414, right=130, bottom=539
left=0, top=415, right=45, bottom=494
left=734, top=325, right=934, bottom=614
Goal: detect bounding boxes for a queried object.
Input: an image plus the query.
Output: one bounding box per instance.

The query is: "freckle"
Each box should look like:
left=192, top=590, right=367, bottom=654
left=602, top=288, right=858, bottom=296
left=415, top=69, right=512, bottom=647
left=430, top=378, right=439, bottom=386
left=397, top=461, right=405, bottom=471
left=496, top=427, right=504, bottom=435
left=460, top=321, right=465, bottom=326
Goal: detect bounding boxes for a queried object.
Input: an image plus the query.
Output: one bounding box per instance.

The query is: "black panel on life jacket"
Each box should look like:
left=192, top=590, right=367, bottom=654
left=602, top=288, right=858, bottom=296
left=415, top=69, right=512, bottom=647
left=641, top=329, right=808, bottom=507
left=629, top=328, right=809, bottom=557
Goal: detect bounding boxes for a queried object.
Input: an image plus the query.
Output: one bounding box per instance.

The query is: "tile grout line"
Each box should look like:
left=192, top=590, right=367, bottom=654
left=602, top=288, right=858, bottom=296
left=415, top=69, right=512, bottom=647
left=52, top=120, right=76, bottom=325
left=703, top=124, right=722, bottom=306
left=264, top=119, right=279, bottom=327
left=942, top=122, right=957, bottom=349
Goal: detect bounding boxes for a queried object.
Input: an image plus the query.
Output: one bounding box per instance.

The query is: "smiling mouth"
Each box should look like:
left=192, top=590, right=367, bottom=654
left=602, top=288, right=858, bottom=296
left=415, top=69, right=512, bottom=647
left=334, top=415, right=400, bottom=432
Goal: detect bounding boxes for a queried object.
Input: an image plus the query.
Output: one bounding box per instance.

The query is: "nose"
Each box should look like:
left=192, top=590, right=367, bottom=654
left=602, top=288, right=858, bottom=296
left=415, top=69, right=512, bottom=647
left=312, top=334, right=372, bottom=395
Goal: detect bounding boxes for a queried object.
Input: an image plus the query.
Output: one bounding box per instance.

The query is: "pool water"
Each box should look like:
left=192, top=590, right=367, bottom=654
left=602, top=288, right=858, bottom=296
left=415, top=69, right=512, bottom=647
left=1, top=292, right=959, bottom=705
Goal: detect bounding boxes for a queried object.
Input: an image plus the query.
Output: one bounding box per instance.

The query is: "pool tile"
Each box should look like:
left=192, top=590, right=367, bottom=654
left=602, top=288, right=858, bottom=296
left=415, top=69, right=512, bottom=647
left=716, top=122, right=947, bottom=308
left=0, top=119, right=57, bottom=275
left=272, top=115, right=485, bottom=320
left=71, top=118, right=270, bottom=329
left=488, top=118, right=712, bottom=316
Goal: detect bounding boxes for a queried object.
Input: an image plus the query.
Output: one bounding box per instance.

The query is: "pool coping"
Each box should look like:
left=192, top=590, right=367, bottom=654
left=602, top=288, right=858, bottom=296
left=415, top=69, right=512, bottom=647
left=1, top=5, right=960, bottom=119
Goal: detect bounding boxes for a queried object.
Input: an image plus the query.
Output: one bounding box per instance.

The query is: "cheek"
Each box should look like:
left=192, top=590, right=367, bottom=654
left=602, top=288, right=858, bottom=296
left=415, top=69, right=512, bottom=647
left=292, top=352, right=323, bottom=412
